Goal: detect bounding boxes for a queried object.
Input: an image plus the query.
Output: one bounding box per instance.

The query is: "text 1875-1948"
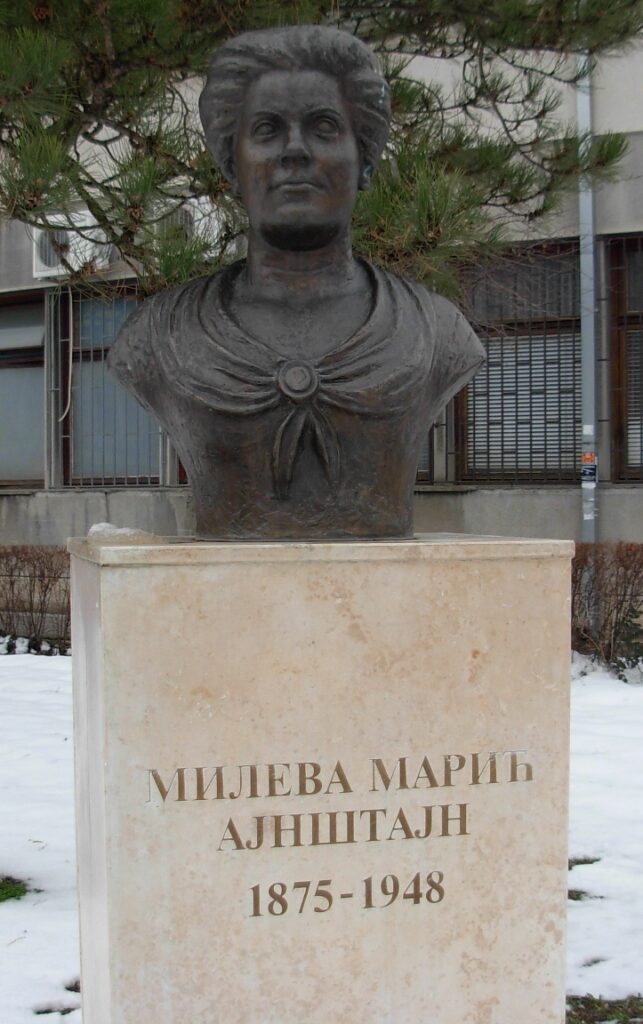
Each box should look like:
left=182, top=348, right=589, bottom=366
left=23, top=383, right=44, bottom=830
left=250, top=871, right=445, bottom=917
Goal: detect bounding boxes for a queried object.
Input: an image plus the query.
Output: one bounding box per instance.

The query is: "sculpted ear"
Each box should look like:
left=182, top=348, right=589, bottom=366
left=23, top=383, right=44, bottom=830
left=359, top=163, right=373, bottom=191
left=226, top=156, right=239, bottom=194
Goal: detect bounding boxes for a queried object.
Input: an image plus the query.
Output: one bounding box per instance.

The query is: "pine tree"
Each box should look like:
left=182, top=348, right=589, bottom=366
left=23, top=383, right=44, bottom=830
left=0, top=0, right=640, bottom=295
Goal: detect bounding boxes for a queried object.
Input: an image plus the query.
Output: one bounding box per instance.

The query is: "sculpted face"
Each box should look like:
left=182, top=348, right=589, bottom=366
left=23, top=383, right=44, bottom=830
left=233, top=69, right=363, bottom=252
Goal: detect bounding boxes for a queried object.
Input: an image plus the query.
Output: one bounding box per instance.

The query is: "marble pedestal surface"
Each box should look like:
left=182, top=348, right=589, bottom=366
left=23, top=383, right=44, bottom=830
left=69, top=534, right=573, bottom=1024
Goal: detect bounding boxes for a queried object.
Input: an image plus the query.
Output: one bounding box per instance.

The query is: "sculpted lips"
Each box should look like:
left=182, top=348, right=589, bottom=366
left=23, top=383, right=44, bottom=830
left=272, top=179, right=323, bottom=191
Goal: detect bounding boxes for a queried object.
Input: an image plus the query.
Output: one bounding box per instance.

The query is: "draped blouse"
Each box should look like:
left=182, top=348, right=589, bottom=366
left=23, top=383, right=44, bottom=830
left=108, top=260, right=484, bottom=539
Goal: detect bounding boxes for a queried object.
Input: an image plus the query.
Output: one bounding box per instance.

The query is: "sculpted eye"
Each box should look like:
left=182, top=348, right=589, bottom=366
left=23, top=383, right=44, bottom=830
left=313, top=116, right=340, bottom=135
left=252, top=120, right=277, bottom=139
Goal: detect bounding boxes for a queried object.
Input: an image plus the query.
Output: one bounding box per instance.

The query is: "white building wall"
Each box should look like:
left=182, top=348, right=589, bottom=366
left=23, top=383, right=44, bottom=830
left=593, top=42, right=643, bottom=134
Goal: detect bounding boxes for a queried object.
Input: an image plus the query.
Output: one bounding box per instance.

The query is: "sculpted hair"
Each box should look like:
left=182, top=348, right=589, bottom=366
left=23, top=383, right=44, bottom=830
left=199, top=25, right=391, bottom=184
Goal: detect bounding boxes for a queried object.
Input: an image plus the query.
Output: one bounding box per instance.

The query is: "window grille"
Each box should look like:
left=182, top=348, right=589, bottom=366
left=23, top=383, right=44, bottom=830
left=455, top=246, right=582, bottom=483
left=46, top=288, right=181, bottom=487
left=609, top=236, right=643, bottom=481
left=71, top=292, right=160, bottom=484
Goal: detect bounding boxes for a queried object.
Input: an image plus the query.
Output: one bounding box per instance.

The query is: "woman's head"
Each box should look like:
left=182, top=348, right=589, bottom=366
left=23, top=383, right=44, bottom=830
left=199, top=25, right=391, bottom=187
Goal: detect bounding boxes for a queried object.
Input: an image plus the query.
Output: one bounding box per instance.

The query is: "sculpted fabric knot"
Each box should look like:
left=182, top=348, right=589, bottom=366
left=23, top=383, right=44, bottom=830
left=277, top=362, right=319, bottom=402
left=275, top=362, right=331, bottom=499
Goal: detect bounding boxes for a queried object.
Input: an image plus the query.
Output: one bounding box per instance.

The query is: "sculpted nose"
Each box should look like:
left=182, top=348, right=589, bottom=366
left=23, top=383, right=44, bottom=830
left=281, top=126, right=311, bottom=165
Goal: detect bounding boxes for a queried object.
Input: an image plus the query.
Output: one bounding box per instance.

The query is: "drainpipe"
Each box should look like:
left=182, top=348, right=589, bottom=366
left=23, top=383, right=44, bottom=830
left=576, top=58, right=599, bottom=544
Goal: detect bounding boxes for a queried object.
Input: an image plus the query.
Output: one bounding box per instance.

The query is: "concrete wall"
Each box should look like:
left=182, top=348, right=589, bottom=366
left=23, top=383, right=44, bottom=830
left=0, top=485, right=641, bottom=546
left=414, top=486, right=643, bottom=543
left=0, top=488, right=195, bottom=546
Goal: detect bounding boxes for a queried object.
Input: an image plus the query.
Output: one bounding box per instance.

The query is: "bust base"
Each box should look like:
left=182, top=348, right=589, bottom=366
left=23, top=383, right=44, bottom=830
left=70, top=534, right=573, bottom=1024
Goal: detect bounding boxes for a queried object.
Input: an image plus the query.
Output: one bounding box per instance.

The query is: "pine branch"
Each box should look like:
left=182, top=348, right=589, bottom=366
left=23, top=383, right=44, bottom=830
left=0, top=0, right=639, bottom=292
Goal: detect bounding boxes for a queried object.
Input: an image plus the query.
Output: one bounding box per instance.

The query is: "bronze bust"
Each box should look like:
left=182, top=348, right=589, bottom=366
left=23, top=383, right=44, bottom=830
left=108, top=26, right=484, bottom=540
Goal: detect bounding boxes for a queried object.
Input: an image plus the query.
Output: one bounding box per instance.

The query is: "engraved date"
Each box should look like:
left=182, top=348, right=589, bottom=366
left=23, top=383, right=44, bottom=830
left=249, top=872, right=444, bottom=917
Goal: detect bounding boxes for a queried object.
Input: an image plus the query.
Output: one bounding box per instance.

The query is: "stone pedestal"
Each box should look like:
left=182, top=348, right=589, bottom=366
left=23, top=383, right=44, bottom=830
left=69, top=534, right=573, bottom=1024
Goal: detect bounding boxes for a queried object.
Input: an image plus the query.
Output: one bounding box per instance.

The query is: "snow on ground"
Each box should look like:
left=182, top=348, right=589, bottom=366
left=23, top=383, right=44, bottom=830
left=567, top=654, right=643, bottom=998
left=0, top=653, right=641, bottom=1022
left=0, top=655, right=80, bottom=1022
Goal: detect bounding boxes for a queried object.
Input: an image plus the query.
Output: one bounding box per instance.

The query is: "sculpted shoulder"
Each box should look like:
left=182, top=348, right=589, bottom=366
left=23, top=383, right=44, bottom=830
left=373, top=269, right=485, bottom=411
left=107, top=271, right=225, bottom=399
left=393, top=274, right=485, bottom=418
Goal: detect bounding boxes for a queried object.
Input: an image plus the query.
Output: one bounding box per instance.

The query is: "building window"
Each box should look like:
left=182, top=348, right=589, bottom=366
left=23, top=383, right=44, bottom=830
left=455, top=246, right=582, bottom=482
left=0, top=302, right=45, bottom=486
left=416, top=428, right=434, bottom=483
left=48, top=289, right=168, bottom=486
left=71, top=293, right=160, bottom=484
left=609, top=236, right=643, bottom=481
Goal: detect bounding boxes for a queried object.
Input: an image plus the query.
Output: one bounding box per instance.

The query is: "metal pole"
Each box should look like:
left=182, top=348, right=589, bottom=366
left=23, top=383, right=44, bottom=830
left=576, top=57, right=599, bottom=543
left=44, top=288, right=63, bottom=489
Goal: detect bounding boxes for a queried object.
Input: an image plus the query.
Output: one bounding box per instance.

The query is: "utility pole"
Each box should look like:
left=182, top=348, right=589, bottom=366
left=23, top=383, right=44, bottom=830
left=577, top=59, right=599, bottom=544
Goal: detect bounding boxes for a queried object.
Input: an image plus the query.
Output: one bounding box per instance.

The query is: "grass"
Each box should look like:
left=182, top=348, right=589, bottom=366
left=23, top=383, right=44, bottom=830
left=0, top=875, right=28, bottom=902
left=569, top=888, right=590, bottom=901
left=569, top=857, right=602, bottom=902
left=567, top=995, right=643, bottom=1022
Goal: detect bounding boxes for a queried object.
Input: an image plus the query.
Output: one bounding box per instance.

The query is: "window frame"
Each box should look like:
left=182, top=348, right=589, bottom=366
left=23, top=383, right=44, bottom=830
left=0, top=295, right=46, bottom=488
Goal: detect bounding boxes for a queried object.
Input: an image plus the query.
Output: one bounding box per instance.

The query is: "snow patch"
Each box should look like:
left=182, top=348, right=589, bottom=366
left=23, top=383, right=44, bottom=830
left=86, top=522, right=162, bottom=544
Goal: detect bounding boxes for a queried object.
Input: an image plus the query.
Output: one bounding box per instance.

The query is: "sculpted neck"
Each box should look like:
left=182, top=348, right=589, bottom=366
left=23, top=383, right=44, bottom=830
left=239, top=228, right=363, bottom=307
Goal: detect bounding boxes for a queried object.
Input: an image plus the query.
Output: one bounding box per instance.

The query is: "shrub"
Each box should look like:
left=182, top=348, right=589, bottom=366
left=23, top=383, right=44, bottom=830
left=572, top=542, right=643, bottom=678
left=1, top=541, right=642, bottom=673
left=0, top=546, right=70, bottom=651
left=0, top=876, right=29, bottom=902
